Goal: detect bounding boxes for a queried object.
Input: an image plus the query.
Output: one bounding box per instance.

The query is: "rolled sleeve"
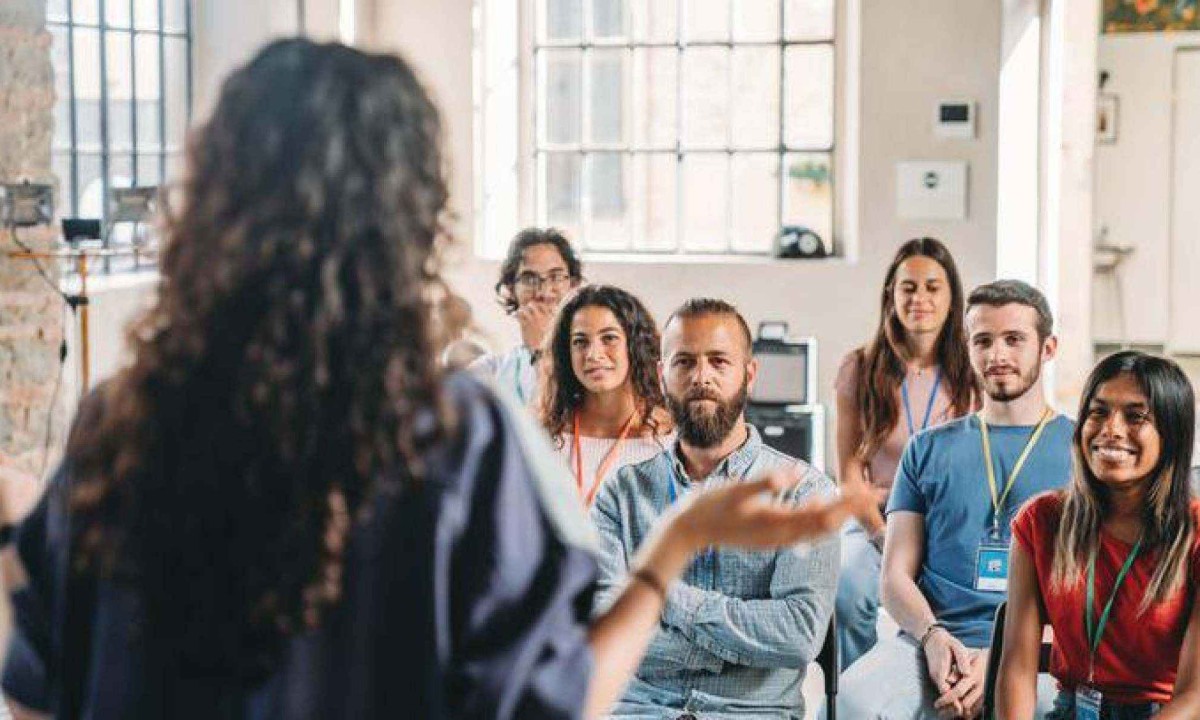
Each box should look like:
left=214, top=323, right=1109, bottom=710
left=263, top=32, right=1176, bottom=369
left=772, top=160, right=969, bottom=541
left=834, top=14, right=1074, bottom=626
left=885, top=438, right=926, bottom=515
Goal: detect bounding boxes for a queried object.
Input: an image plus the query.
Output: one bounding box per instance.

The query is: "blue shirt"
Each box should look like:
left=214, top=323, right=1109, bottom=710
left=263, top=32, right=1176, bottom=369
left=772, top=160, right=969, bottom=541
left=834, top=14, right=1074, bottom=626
left=886, top=412, right=1075, bottom=647
left=591, top=426, right=838, bottom=720
left=2, top=374, right=598, bottom=719
left=469, top=345, right=539, bottom=406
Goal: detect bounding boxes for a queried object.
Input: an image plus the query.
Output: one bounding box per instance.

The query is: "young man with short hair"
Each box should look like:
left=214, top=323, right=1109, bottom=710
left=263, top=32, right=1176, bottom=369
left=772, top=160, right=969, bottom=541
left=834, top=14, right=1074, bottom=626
left=839, top=280, right=1073, bottom=719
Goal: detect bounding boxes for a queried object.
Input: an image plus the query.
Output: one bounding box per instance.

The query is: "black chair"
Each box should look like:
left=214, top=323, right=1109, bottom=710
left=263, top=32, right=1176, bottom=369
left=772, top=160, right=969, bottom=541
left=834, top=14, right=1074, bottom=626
left=814, top=613, right=839, bottom=720
left=982, top=601, right=1052, bottom=720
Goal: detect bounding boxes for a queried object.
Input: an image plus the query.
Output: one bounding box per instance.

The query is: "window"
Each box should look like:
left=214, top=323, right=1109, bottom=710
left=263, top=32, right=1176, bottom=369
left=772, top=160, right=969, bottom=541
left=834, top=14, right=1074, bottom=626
left=47, top=0, right=192, bottom=272
left=477, top=0, right=838, bottom=257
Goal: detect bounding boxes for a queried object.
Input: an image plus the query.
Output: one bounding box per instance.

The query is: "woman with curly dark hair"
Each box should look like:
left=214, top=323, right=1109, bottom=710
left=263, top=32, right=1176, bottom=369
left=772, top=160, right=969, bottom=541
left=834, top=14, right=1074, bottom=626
left=538, top=285, right=674, bottom=508
left=0, top=39, right=883, bottom=720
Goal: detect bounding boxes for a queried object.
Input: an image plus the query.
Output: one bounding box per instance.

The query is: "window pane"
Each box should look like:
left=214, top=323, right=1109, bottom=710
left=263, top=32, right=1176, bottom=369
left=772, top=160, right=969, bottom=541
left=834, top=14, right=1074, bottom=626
left=51, top=26, right=72, bottom=150
left=784, top=44, right=833, bottom=149
left=107, top=0, right=132, bottom=27
left=52, top=152, right=74, bottom=217
left=681, top=154, right=728, bottom=252
left=164, top=37, right=188, bottom=150
left=631, top=0, right=676, bottom=42
left=74, top=0, right=99, bottom=24
left=588, top=50, right=624, bottom=145
left=135, top=0, right=161, bottom=30
left=542, top=153, right=581, bottom=237
left=586, top=153, right=628, bottom=250
left=163, top=0, right=188, bottom=31
left=110, top=153, right=133, bottom=190
left=539, top=49, right=581, bottom=146
left=631, top=153, right=677, bottom=251
left=165, top=152, right=184, bottom=184
left=782, top=152, right=833, bottom=250
left=731, top=46, right=780, bottom=149
left=76, top=153, right=104, bottom=220
left=685, top=0, right=728, bottom=42
left=73, top=28, right=102, bottom=151
left=136, top=153, right=162, bottom=187
left=543, top=0, right=582, bottom=41
left=592, top=0, right=624, bottom=38
left=733, top=0, right=780, bottom=41
left=107, top=31, right=134, bottom=152
left=632, top=48, right=676, bottom=149
left=785, top=0, right=834, bottom=40
left=731, top=153, right=779, bottom=252
left=682, top=48, right=728, bottom=149
left=48, top=0, right=69, bottom=22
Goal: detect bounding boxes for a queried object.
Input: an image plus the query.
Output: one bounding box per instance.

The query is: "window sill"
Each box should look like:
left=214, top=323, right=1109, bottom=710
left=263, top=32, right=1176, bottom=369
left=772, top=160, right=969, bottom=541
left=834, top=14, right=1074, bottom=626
left=578, top=251, right=855, bottom=267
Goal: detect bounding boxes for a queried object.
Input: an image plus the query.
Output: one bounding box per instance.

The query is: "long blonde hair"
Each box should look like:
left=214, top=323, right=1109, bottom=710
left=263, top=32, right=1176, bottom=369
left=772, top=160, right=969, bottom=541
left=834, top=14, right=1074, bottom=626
left=1051, top=351, right=1196, bottom=611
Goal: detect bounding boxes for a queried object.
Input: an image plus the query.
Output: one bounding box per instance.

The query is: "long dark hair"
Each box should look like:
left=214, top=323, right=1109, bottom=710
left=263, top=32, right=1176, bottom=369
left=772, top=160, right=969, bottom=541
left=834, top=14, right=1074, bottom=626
left=64, top=40, right=455, bottom=680
left=494, top=227, right=583, bottom=314
left=538, top=284, right=667, bottom=445
left=855, top=238, right=975, bottom=461
left=1052, top=351, right=1196, bottom=609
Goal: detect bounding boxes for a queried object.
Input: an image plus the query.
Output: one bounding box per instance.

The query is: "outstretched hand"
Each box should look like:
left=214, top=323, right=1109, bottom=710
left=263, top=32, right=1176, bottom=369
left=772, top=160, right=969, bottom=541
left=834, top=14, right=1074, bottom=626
left=673, top=467, right=885, bottom=553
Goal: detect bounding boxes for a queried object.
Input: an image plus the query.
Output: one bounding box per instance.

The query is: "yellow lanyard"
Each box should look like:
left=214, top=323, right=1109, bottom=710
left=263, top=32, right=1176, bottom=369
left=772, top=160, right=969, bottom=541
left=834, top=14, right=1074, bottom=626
left=979, top=408, right=1053, bottom=537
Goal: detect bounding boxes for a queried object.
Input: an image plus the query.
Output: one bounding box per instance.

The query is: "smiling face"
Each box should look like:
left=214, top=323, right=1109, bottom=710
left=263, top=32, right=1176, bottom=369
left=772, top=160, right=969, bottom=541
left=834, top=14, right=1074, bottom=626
left=966, top=302, right=1056, bottom=402
left=514, top=242, right=576, bottom=310
left=569, top=305, right=631, bottom=396
left=892, top=255, right=952, bottom=338
left=1081, top=372, right=1163, bottom=491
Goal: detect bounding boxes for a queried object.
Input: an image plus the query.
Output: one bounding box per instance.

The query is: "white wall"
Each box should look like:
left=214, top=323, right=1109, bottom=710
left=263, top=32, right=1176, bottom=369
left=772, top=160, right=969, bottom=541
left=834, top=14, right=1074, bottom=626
left=1094, top=31, right=1200, bottom=346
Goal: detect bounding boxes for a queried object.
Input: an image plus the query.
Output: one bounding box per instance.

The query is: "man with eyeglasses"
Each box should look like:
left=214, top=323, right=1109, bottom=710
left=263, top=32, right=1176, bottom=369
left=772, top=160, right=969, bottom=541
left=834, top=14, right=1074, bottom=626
left=471, top=228, right=583, bottom=406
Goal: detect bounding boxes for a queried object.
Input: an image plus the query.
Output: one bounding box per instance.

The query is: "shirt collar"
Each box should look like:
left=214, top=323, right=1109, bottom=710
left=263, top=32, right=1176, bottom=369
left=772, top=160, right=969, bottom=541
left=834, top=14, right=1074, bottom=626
left=669, top=423, right=763, bottom=484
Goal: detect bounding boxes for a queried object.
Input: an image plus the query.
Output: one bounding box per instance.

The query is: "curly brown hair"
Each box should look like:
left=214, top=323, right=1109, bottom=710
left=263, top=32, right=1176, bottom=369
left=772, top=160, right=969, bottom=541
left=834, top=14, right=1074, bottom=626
left=64, top=39, right=456, bottom=680
left=538, top=285, right=668, bottom=445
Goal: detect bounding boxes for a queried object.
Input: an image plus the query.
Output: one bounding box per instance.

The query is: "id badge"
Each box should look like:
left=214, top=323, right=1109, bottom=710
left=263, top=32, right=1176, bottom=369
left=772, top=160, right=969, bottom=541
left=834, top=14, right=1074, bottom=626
left=1075, top=685, right=1102, bottom=720
left=973, top=541, right=1009, bottom=592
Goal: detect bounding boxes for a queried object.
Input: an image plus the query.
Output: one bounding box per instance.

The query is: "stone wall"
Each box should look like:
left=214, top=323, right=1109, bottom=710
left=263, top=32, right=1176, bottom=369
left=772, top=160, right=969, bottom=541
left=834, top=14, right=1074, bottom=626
left=0, top=0, right=63, bottom=481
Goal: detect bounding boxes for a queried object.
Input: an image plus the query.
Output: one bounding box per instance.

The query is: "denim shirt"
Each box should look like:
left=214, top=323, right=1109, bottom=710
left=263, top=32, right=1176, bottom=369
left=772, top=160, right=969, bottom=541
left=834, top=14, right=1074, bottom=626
left=591, top=425, right=839, bottom=720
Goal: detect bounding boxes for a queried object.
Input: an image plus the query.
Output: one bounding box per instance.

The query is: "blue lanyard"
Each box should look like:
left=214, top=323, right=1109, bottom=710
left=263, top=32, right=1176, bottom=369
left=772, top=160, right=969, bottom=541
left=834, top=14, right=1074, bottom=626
left=901, top=368, right=942, bottom=437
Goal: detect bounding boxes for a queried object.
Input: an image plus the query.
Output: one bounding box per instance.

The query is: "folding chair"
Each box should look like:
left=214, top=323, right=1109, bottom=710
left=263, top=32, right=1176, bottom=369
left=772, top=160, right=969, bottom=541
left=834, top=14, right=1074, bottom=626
left=815, top=613, right=840, bottom=720
left=981, top=601, right=1052, bottom=720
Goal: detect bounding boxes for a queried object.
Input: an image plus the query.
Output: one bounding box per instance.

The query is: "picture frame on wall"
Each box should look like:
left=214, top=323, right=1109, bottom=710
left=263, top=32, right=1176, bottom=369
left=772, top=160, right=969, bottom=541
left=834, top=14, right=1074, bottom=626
left=1098, top=93, right=1119, bottom=144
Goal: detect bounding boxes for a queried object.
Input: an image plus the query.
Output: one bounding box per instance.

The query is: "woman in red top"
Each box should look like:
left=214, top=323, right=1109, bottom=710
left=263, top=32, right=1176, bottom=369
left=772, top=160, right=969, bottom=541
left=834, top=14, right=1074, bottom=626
left=997, top=351, right=1200, bottom=719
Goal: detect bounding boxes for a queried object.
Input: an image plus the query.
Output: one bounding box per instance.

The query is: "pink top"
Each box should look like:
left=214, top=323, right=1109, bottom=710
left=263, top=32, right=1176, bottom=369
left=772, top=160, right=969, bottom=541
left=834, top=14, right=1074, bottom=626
left=834, top=350, right=960, bottom=492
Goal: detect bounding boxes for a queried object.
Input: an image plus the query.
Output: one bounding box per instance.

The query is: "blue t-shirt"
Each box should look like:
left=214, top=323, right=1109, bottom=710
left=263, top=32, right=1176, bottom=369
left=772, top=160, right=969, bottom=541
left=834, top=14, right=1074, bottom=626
left=886, top=412, right=1075, bottom=647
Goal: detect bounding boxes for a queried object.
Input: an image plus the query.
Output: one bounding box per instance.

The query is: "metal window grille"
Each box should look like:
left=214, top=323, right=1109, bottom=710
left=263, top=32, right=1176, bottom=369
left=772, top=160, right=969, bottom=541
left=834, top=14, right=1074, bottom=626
left=47, top=0, right=193, bottom=273
left=530, top=0, right=836, bottom=255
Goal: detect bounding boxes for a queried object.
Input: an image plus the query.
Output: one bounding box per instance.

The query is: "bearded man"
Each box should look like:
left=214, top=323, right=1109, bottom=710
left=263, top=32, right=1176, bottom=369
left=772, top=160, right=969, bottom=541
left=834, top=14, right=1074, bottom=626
left=591, top=298, right=840, bottom=720
left=837, top=280, right=1074, bottom=719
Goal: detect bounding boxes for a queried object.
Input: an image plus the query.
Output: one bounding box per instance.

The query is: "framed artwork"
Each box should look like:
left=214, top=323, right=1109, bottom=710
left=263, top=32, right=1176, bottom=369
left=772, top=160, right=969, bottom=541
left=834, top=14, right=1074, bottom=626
left=1104, top=0, right=1200, bottom=33
left=1098, top=94, right=1120, bottom=144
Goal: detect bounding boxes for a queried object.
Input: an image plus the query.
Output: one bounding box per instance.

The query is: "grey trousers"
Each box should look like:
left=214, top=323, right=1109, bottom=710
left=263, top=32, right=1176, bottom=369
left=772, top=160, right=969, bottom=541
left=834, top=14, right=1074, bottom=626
left=831, top=633, right=1058, bottom=719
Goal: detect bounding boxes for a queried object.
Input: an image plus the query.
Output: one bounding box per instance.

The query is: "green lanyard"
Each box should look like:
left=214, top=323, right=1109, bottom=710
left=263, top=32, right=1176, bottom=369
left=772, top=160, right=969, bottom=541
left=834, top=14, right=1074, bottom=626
left=979, top=408, right=1053, bottom=537
left=1085, top=537, right=1143, bottom=682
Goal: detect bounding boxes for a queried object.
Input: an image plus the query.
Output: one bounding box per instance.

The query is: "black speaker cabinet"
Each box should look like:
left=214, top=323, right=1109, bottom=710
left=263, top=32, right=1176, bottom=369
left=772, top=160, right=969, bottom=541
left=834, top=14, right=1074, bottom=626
left=746, top=403, right=826, bottom=471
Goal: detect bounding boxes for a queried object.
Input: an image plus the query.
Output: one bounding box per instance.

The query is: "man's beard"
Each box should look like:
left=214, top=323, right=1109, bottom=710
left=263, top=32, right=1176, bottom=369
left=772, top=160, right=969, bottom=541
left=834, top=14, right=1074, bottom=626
left=667, top=379, right=749, bottom=449
left=981, top=361, right=1041, bottom=402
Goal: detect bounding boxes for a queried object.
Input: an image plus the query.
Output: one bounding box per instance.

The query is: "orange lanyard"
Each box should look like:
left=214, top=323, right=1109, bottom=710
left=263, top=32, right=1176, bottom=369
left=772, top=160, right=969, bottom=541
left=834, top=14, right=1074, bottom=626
left=573, top=411, right=636, bottom=507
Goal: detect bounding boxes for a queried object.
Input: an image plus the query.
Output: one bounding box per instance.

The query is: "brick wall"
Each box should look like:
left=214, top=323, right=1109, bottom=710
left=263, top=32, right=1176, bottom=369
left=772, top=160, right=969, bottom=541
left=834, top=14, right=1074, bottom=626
left=0, top=0, right=64, bottom=480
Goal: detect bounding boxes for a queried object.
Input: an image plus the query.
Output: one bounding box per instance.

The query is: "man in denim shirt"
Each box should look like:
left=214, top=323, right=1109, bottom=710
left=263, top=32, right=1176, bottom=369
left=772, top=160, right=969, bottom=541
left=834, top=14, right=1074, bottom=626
left=591, top=299, right=838, bottom=720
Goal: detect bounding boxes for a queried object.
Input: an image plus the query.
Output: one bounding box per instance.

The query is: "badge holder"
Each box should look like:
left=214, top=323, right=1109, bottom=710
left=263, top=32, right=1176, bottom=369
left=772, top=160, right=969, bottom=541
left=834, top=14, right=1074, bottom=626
left=973, top=529, right=1010, bottom=593
left=1075, top=685, right=1102, bottom=720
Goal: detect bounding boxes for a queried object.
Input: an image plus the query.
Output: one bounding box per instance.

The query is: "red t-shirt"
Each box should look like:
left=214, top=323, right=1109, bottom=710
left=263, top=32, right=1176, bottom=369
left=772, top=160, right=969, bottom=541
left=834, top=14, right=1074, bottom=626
left=1012, top=492, right=1200, bottom=705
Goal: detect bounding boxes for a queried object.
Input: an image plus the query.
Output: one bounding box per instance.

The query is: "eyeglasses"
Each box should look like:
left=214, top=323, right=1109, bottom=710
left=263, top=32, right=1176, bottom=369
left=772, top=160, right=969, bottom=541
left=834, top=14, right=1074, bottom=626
left=515, top=270, right=575, bottom=294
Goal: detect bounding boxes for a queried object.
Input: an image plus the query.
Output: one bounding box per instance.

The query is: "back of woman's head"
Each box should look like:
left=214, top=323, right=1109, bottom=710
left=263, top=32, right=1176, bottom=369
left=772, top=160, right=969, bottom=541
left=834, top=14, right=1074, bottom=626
left=1054, top=351, right=1196, bottom=607
left=66, top=39, right=453, bottom=680
left=856, top=238, right=975, bottom=460
left=539, top=284, right=664, bottom=442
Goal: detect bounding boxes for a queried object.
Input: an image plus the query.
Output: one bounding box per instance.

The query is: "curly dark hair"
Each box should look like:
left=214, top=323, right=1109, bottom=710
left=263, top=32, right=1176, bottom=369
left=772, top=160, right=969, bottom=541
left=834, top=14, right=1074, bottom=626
left=494, top=227, right=583, bottom=314
left=538, top=284, right=668, bottom=445
left=63, top=39, right=456, bottom=681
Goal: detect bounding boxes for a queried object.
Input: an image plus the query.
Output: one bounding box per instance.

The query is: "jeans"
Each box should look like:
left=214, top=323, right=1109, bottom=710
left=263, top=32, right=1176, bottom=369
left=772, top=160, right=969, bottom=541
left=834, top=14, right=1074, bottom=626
left=1044, top=689, right=1162, bottom=719
left=832, top=633, right=1059, bottom=719
left=834, top=521, right=882, bottom=671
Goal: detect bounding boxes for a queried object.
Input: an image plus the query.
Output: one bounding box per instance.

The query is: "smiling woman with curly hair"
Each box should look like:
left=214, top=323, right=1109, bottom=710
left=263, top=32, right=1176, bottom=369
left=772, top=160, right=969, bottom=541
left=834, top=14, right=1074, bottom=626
left=537, top=285, right=674, bottom=508
left=0, top=38, right=884, bottom=720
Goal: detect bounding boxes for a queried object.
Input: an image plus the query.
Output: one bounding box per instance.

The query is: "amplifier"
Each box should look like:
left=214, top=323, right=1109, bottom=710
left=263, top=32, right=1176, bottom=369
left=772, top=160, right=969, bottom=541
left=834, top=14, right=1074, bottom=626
left=746, top=403, right=826, bottom=472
